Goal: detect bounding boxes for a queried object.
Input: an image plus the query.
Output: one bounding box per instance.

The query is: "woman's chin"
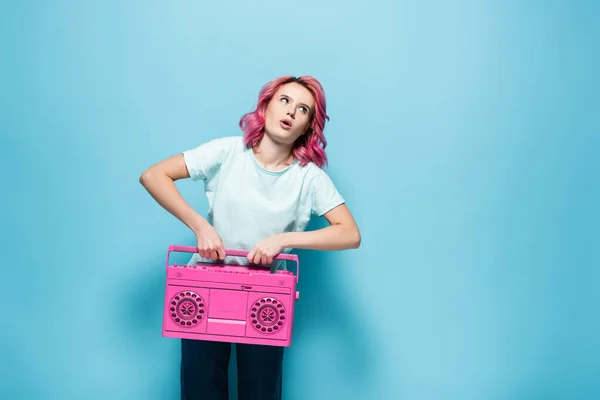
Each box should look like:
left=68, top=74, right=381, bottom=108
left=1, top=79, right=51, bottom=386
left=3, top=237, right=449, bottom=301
left=264, top=130, right=297, bottom=146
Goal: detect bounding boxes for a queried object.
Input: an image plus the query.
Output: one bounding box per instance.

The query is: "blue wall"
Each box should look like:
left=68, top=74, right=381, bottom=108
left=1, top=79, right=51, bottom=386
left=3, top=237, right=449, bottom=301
left=2, top=1, right=598, bottom=399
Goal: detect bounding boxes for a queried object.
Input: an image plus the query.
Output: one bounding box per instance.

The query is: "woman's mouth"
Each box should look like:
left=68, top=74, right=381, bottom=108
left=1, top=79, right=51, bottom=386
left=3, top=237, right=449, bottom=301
left=280, top=119, right=293, bottom=130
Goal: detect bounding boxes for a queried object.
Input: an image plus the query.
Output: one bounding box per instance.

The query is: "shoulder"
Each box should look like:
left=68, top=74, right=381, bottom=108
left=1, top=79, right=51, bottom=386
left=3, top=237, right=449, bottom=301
left=296, top=162, right=345, bottom=217
left=297, top=162, right=334, bottom=186
left=182, top=135, right=245, bottom=181
left=184, top=135, right=244, bottom=159
left=294, top=162, right=340, bottom=197
left=205, top=135, right=245, bottom=152
left=220, top=135, right=245, bottom=147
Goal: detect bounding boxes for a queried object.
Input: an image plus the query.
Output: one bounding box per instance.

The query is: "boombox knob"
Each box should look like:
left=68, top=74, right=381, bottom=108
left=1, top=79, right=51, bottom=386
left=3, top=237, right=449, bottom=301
left=295, top=291, right=300, bottom=300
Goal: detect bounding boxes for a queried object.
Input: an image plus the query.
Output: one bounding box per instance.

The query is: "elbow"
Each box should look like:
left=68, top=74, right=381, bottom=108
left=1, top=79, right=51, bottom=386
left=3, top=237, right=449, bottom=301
left=348, top=228, right=361, bottom=249
left=353, top=231, right=361, bottom=249
left=139, top=171, right=148, bottom=187
left=337, top=222, right=361, bottom=250
left=139, top=168, right=154, bottom=188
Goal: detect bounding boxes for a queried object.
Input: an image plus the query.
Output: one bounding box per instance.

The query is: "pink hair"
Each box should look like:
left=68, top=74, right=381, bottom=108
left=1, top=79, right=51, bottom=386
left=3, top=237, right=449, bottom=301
left=239, top=75, right=330, bottom=168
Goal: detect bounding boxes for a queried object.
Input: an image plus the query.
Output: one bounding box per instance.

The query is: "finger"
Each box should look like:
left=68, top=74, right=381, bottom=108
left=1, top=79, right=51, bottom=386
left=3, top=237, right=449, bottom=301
left=261, top=254, right=267, bottom=265
left=253, top=251, right=262, bottom=265
left=267, top=257, right=273, bottom=265
left=247, top=249, right=255, bottom=263
left=210, top=250, right=218, bottom=261
left=217, top=242, right=227, bottom=260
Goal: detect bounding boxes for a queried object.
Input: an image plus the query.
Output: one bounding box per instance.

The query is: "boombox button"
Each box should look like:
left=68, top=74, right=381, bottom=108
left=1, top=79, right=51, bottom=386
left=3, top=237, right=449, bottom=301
left=295, top=291, right=300, bottom=300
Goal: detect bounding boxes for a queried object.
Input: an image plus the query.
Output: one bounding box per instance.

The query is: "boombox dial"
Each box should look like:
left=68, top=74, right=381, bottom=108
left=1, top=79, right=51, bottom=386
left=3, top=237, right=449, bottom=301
left=251, top=297, right=286, bottom=334
left=169, top=290, right=205, bottom=327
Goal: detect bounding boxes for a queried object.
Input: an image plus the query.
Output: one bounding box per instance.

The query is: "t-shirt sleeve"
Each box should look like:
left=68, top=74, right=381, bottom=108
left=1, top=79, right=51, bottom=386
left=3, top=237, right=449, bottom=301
left=310, top=169, right=346, bottom=217
left=182, top=136, right=238, bottom=181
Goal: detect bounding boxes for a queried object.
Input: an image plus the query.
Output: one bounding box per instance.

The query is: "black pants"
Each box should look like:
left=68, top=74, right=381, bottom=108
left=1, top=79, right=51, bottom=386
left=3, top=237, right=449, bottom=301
left=180, top=339, right=284, bottom=400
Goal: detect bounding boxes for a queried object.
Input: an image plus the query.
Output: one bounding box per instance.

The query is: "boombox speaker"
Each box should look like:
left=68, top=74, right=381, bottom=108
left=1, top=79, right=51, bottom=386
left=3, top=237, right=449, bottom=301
left=162, top=245, right=300, bottom=347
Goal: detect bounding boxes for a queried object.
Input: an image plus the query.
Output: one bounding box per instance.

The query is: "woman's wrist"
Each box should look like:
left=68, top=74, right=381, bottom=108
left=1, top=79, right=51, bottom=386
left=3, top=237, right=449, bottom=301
left=189, top=214, right=210, bottom=235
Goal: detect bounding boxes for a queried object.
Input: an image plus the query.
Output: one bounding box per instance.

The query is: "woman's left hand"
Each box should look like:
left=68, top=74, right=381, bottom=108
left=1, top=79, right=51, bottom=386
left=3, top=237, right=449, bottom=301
left=247, top=234, right=285, bottom=265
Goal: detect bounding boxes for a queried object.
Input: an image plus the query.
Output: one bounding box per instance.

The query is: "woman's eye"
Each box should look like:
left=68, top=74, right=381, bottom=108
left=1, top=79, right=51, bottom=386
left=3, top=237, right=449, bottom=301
left=280, top=97, right=288, bottom=104
left=300, top=106, right=308, bottom=113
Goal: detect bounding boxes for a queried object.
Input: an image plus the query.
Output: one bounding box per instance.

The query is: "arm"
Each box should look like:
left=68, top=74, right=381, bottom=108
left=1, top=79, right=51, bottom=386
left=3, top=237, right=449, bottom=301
left=247, top=204, right=361, bottom=264
left=139, top=154, right=207, bottom=234
left=280, top=204, right=361, bottom=250
left=139, top=154, right=226, bottom=260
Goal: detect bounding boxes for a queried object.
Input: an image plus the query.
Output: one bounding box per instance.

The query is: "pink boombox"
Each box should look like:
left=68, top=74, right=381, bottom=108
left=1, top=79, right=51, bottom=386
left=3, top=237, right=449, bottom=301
left=162, top=245, right=300, bottom=347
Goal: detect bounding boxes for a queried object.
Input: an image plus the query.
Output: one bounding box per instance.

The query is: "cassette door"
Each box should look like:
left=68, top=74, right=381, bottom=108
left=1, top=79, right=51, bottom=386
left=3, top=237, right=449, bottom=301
left=206, top=289, right=249, bottom=337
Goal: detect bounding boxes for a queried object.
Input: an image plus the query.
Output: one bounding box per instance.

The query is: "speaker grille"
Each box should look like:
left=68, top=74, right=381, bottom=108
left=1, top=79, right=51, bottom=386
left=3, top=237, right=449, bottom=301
left=250, top=297, right=286, bottom=334
left=169, top=291, right=205, bottom=328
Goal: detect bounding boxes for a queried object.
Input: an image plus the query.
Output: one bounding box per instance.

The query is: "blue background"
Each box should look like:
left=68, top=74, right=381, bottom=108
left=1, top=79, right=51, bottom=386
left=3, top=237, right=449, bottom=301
left=1, top=1, right=598, bottom=399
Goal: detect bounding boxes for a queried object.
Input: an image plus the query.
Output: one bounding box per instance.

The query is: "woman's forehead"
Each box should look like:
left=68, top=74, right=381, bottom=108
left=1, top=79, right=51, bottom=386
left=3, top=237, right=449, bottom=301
left=276, top=83, right=314, bottom=105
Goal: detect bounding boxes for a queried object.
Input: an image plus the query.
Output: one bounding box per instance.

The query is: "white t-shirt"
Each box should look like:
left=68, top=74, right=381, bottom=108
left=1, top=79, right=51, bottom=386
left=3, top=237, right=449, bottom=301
left=182, top=135, right=345, bottom=269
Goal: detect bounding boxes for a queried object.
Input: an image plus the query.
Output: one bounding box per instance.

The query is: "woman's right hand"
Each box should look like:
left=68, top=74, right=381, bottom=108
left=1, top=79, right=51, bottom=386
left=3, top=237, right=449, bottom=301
left=196, top=223, right=226, bottom=261
left=139, top=153, right=227, bottom=261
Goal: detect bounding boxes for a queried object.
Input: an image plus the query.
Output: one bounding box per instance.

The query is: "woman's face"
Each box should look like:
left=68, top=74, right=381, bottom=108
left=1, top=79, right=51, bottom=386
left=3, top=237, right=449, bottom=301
left=264, top=82, right=315, bottom=146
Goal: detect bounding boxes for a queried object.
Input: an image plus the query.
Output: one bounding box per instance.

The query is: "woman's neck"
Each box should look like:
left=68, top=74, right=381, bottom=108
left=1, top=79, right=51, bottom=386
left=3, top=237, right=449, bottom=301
left=252, top=135, right=294, bottom=171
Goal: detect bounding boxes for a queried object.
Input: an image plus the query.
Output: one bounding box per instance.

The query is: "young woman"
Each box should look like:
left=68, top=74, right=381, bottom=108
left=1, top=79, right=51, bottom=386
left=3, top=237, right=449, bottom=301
left=139, top=75, right=361, bottom=400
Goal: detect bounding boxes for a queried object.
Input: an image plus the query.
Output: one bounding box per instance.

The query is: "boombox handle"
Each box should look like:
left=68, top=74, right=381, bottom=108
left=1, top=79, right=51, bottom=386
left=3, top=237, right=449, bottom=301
left=166, top=245, right=300, bottom=283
